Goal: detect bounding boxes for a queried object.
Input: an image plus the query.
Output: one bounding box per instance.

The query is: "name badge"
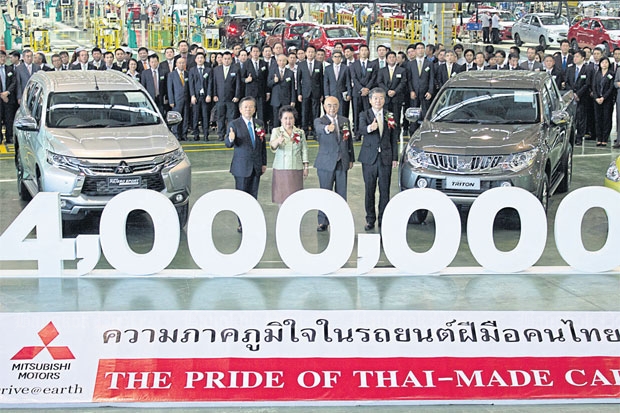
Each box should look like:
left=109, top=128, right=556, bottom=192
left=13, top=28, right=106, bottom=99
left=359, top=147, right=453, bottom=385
left=396, top=73, right=402, bottom=78
left=286, top=77, right=291, bottom=82
left=424, top=67, right=430, bottom=72
left=367, top=67, right=373, bottom=72
left=231, top=72, right=236, bottom=77
left=314, top=68, right=320, bottom=73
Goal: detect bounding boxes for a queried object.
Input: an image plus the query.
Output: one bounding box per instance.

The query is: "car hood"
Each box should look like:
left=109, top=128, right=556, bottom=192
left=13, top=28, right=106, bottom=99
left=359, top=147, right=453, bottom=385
left=45, top=126, right=180, bottom=159
left=412, top=122, right=541, bottom=155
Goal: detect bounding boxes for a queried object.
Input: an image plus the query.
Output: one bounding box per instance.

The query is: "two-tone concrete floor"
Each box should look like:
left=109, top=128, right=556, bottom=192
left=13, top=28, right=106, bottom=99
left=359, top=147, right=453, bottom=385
left=0, top=136, right=619, bottom=411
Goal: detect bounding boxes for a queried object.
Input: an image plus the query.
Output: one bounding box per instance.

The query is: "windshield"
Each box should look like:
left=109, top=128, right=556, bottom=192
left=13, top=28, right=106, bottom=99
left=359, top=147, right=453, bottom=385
left=602, top=19, right=620, bottom=30
left=499, top=12, right=516, bottom=22
left=291, top=24, right=314, bottom=34
left=429, top=88, right=540, bottom=124
left=325, top=27, right=359, bottom=38
left=539, top=15, right=568, bottom=26
left=46, top=91, right=161, bottom=128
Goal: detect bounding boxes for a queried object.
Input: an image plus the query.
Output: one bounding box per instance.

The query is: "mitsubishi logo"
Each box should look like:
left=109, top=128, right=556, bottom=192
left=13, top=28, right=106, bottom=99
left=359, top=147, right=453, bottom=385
left=11, top=322, right=75, bottom=360
left=115, top=161, right=133, bottom=174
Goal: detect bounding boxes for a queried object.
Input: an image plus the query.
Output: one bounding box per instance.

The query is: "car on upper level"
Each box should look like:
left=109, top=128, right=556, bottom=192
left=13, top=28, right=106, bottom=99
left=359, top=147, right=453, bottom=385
left=568, top=16, right=620, bottom=55
left=265, top=21, right=318, bottom=50
left=400, top=71, right=576, bottom=224
left=605, top=155, right=620, bottom=191
left=303, top=24, right=366, bottom=58
left=243, top=17, right=285, bottom=48
left=512, top=13, right=569, bottom=49
left=13, top=70, right=191, bottom=226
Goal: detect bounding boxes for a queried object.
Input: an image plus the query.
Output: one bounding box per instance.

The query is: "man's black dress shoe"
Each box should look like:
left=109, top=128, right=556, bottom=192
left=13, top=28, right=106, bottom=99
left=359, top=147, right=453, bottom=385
left=317, top=224, right=328, bottom=232
left=364, top=223, right=375, bottom=231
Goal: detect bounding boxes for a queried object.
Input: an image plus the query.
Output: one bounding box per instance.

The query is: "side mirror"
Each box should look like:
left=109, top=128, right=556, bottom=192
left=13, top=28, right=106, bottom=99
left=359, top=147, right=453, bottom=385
left=405, top=107, right=422, bottom=123
left=551, top=110, right=570, bottom=125
left=15, top=116, right=38, bottom=131
left=166, top=111, right=182, bottom=125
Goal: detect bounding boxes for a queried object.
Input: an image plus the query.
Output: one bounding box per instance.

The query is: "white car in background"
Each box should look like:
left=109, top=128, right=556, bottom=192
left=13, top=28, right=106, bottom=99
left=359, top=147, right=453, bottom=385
left=512, top=13, right=569, bottom=49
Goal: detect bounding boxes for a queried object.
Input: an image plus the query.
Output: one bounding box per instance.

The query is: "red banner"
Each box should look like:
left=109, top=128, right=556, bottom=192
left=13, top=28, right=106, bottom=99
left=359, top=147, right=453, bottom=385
left=94, top=357, right=620, bottom=402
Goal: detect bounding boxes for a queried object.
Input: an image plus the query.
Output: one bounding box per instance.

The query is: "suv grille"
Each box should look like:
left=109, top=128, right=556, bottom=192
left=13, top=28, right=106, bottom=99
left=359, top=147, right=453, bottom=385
left=428, top=154, right=503, bottom=172
left=82, top=173, right=165, bottom=196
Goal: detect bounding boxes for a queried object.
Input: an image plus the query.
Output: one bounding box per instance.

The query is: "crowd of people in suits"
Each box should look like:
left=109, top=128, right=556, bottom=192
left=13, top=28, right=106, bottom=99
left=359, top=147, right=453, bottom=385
left=1, top=38, right=619, bottom=232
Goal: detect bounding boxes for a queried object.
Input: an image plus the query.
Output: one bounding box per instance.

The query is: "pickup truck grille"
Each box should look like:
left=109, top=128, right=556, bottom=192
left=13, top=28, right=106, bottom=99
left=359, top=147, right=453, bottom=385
left=428, top=154, right=503, bottom=172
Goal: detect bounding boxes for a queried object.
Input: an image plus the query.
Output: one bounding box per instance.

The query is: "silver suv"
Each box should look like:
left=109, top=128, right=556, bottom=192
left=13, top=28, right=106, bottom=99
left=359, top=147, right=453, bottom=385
left=401, top=71, right=575, bottom=224
left=14, top=71, right=191, bottom=226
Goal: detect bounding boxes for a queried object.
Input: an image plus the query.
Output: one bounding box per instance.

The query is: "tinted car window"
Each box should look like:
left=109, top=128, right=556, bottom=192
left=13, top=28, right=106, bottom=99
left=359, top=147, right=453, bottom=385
left=602, top=19, right=620, bottom=30
left=291, top=24, right=314, bottom=34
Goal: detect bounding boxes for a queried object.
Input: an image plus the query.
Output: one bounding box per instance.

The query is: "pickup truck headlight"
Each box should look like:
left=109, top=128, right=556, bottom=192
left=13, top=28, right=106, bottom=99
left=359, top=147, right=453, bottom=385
left=46, top=151, right=80, bottom=172
left=606, top=160, right=620, bottom=182
left=162, top=148, right=186, bottom=168
left=405, top=146, right=431, bottom=169
left=499, top=148, right=539, bottom=172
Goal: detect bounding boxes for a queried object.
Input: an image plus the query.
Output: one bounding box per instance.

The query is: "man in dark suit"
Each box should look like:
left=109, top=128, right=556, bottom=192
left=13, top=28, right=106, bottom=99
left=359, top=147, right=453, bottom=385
left=225, top=97, right=267, bottom=232
left=358, top=88, right=398, bottom=231
left=174, top=40, right=195, bottom=70
left=0, top=50, right=17, bottom=144
left=70, top=49, right=97, bottom=70
left=141, top=54, right=166, bottom=115
left=207, top=51, right=241, bottom=141
left=501, top=53, right=523, bottom=71
left=519, top=47, right=543, bottom=71
left=100, top=51, right=119, bottom=71
left=15, top=49, right=40, bottom=105
left=565, top=50, right=592, bottom=146
left=167, top=57, right=190, bottom=141
left=543, top=54, right=563, bottom=89
left=114, top=48, right=128, bottom=73
left=323, top=51, right=351, bottom=117
left=378, top=51, right=408, bottom=136
left=243, top=45, right=269, bottom=122
left=297, top=45, right=323, bottom=138
left=313, top=96, right=355, bottom=232
left=188, top=52, right=211, bottom=141
left=407, top=42, right=434, bottom=133
left=267, top=54, right=296, bottom=128
left=350, top=45, right=376, bottom=137
left=554, top=40, right=573, bottom=74
left=435, top=49, right=463, bottom=90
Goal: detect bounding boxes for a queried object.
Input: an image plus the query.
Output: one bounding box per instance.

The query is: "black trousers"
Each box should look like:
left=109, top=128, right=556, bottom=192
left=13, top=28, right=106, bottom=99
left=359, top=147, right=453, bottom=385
left=594, top=99, right=614, bottom=143
left=491, top=28, right=500, bottom=44
left=172, top=101, right=189, bottom=140
left=301, top=95, right=321, bottom=134
left=0, top=102, right=15, bottom=143
left=482, top=27, right=490, bottom=43
left=234, top=169, right=261, bottom=200
left=362, top=159, right=392, bottom=226
left=191, top=97, right=210, bottom=139
left=574, top=102, right=587, bottom=141
left=316, top=161, right=348, bottom=226
left=352, top=95, right=370, bottom=135
left=216, top=101, right=237, bottom=139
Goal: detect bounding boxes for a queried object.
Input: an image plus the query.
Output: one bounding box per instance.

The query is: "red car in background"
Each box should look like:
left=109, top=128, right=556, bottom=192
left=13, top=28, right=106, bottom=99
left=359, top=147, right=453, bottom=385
left=568, top=16, right=620, bottom=55
left=304, top=25, right=366, bottom=58
left=265, top=21, right=318, bottom=50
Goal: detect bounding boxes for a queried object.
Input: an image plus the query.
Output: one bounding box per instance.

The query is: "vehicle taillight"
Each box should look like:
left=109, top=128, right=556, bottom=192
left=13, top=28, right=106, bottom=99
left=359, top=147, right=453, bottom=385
left=228, top=25, right=238, bottom=35
left=260, top=30, right=266, bottom=36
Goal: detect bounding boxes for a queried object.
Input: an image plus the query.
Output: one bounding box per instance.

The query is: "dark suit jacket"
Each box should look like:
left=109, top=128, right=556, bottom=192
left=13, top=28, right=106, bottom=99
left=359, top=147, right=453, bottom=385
left=501, top=65, right=524, bottom=71
left=140, top=67, right=167, bottom=105
left=15, top=63, right=40, bottom=101
left=544, top=67, right=564, bottom=89
left=1, top=64, right=17, bottom=105
left=323, top=63, right=350, bottom=100
left=267, top=66, right=295, bottom=107
left=565, top=64, right=591, bottom=100
left=357, top=108, right=398, bottom=166
left=174, top=53, right=195, bottom=70
left=188, top=65, right=211, bottom=99
left=243, top=59, right=269, bottom=98
left=137, top=60, right=150, bottom=73
left=350, top=59, right=377, bottom=96
left=555, top=54, right=573, bottom=72
left=377, top=65, right=408, bottom=105
left=100, top=63, right=123, bottom=72
left=208, top=65, right=241, bottom=102
left=407, top=58, right=434, bottom=97
left=435, top=63, right=463, bottom=90
left=297, top=59, right=323, bottom=98
left=167, top=70, right=189, bottom=108
left=592, top=69, right=615, bottom=101
left=225, top=117, right=267, bottom=177
left=69, top=62, right=97, bottom=70
left=313, top=114, right=355, bottom=170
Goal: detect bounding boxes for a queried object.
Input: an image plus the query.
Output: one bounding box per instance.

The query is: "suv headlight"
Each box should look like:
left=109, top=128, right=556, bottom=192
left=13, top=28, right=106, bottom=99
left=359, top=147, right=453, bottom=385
left=606, top=160, right=620, bottom=182
left=499, top=148, right=539, bottom=172
left=46, top=151, right=80, bottom=172
left=405, top=146, right=431, bottom=169
left=162, top=148, right=186, bottom=168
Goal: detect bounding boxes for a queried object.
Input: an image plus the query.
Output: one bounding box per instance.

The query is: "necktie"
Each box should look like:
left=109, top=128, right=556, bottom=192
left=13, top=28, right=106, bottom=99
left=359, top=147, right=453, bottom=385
left=153, top=70, right=159, bottom=97
left=377, top=111, right=383, bottom=135
left=28, top=65, right=31, bottom=75
left=362, top=61, right=366, bottom=72
left=563, top=56, right=567, bottom=70
left=418, top=60, right=422, bottom=75
left=389, top=67, right=393, bottom=81
left=335, top=65, right=339, bottom=80
left=82, top=63, right=86, bottom=71
left=179, top=71, right=184, bottom=85
left=309, top=61, right=313, bottom=74
left=280, top=68, right=284, bottom=78
left=247, top=121, right=255, bottom=147
left=447, top=65, right=451, bottom=78
left=0, top=66, right=4, bottom=91
left=380, top=60, right=385, bottom=68
left=144, top=61, right=148, bottom=70
left=199, top=67, right=203, bottom=78
left=529, top=62, right=533, bottom=71
left=575, top=67, right=580, bottom=82
left=255, top=61, right=258, bottom=73
left=224, top=66, right=229, bottom=79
